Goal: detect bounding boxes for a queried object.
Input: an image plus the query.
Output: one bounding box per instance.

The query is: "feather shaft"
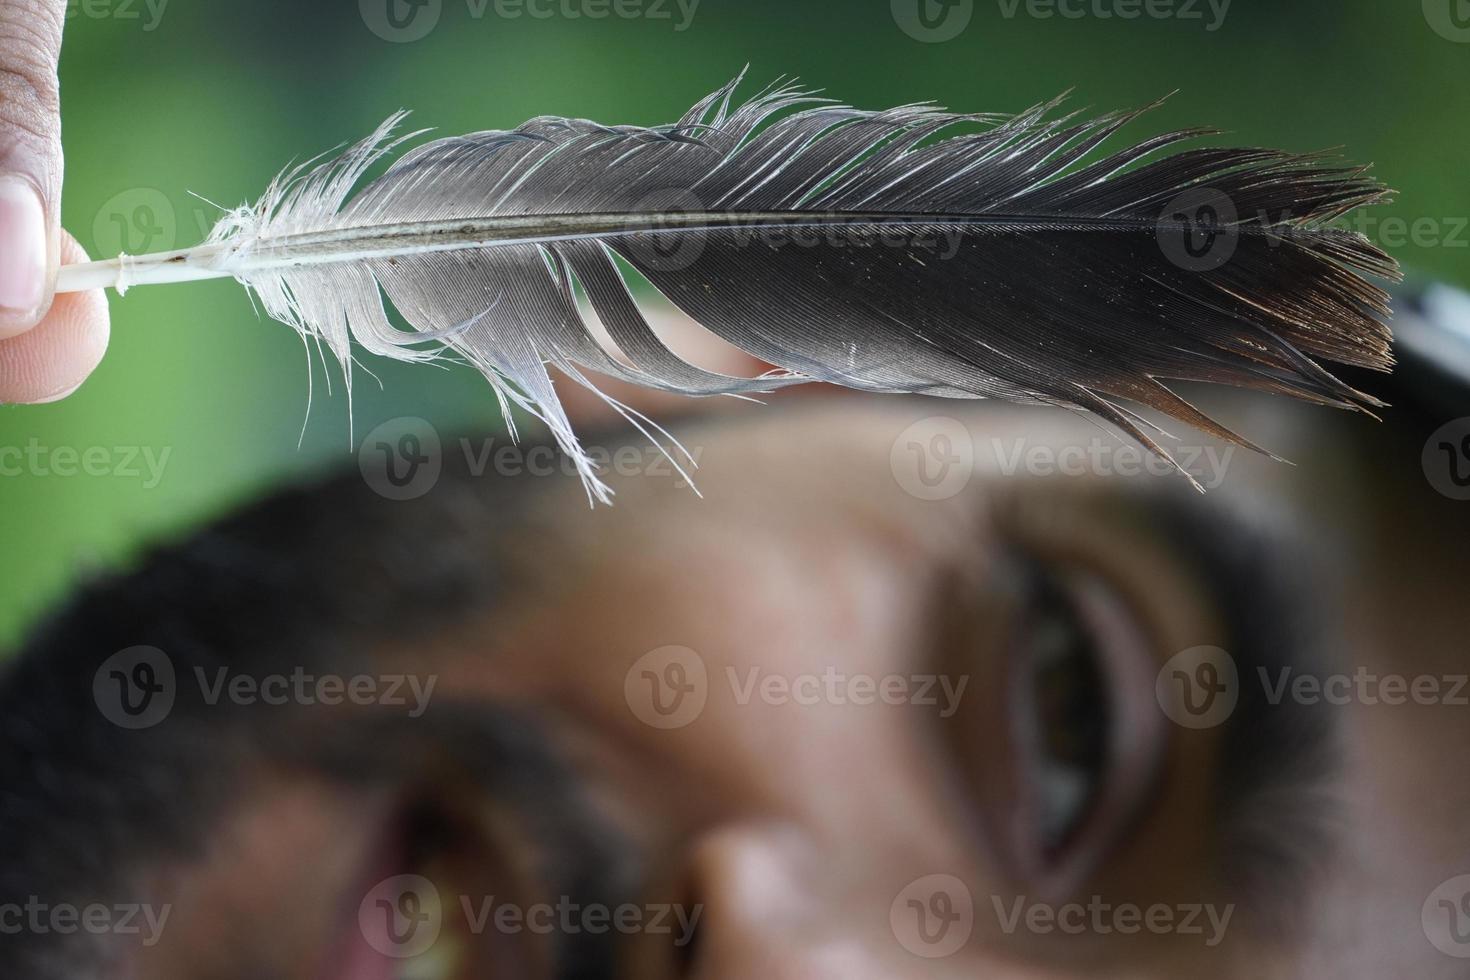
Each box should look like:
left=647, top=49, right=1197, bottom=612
left=56, top=211, right=1339, bottom=293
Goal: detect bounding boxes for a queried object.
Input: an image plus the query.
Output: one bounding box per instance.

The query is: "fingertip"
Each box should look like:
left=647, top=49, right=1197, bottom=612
left=0, top=233, right=109, bottom=403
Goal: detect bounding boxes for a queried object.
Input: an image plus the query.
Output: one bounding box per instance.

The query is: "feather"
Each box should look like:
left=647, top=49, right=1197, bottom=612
left=56, top=71, right=1398, bottom=503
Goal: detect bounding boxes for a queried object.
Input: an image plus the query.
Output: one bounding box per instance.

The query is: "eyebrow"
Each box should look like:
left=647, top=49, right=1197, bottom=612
left=1144, top=492, right=1341, bottom=935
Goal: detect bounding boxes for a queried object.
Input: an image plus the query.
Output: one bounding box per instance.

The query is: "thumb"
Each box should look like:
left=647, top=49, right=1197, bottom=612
left=0, top=0, right=62, bottom=338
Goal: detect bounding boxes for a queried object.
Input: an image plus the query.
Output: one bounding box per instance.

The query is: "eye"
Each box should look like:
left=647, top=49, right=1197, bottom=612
left=939, top=549, right=1166, bottom=899
left=326, top=792, right=551, bottom=980
left=1002, top=561, right=1166, bottom=895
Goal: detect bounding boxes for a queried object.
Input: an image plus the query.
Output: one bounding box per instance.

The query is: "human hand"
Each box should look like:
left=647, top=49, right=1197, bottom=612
left=0, top=0, right=107, bottom=402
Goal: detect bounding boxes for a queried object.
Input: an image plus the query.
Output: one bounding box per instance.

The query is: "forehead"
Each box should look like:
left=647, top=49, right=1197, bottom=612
left=503, top=396, right=1359, bottom=568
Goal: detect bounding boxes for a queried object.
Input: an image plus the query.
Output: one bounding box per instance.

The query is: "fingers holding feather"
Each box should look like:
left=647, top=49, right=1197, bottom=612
left=0, top=233, right=109, bottom=402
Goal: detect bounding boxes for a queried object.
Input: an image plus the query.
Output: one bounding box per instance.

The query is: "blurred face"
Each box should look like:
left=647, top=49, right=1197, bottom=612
left=14, top=395, right=1470, bottom=979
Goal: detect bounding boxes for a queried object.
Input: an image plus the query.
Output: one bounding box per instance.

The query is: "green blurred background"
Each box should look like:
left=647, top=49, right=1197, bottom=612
left=1, top=0, right=1466, bottom=646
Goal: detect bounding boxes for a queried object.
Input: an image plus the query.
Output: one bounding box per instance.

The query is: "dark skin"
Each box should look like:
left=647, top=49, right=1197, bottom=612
left=3, top=385, right=1468, bottom=979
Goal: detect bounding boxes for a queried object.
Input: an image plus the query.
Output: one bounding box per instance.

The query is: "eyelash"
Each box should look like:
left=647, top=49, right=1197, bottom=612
left=1010, top=566, right=1114, bottom=863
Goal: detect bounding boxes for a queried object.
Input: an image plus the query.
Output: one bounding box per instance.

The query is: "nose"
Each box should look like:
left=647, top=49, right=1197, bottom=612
left=626, top=821, right=986, bottom=980
left=681, top=823, right=898, bottom=979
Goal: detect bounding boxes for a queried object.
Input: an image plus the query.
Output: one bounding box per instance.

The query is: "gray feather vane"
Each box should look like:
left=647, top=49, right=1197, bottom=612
left=57, top=71, right=1398, bottom=502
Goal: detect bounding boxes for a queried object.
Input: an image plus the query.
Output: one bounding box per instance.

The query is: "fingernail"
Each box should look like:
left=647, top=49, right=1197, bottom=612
left=0, top=176, right=49, bottom=321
